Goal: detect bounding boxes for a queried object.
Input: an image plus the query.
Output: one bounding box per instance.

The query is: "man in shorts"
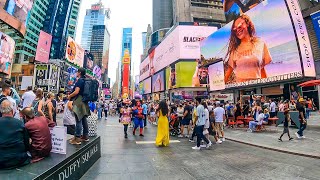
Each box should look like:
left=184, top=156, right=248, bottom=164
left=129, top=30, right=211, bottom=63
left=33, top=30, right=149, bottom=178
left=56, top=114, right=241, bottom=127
left=214, top=102, right=226, bottom=142
left=179, top=101, right=192, bottom=138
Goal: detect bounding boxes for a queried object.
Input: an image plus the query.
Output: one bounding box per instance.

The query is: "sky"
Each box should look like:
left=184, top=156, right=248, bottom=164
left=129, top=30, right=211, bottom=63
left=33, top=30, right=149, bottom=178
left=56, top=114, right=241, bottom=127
left=75, top=0, right=152, bottom=84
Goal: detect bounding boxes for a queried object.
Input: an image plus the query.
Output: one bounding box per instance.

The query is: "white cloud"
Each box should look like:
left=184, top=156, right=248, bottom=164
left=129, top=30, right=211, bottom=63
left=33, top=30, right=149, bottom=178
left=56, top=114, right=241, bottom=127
left=75, top=0, right=152, bottom=83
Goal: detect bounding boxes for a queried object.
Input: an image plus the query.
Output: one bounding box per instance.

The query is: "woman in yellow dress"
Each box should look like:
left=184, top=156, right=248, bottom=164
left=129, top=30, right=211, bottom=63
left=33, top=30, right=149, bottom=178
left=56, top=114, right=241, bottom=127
left=155, top=100, right=170, bottom=147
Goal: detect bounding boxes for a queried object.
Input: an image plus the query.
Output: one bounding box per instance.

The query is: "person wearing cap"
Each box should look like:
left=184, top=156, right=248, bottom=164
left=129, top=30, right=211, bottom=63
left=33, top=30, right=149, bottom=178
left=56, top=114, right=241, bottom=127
left=295, top=98, right=307, bottom=139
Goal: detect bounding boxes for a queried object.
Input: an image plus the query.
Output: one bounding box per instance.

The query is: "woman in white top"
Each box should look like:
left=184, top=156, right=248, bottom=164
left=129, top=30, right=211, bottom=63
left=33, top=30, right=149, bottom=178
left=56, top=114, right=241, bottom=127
left=177, top=104, right=184, bottom=121
left=63, top=100, right=76, bottom=135
left=202, top=102, right=211, bottom=146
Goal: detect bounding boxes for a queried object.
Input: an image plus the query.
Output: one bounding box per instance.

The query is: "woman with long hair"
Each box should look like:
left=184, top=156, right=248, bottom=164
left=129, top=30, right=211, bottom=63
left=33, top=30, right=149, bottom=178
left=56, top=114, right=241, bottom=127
left=31, top=88, right=45, bottom=117
left=155, top=100, right=170, bottom=147
left=44, top=92, right=55, bottom=123
left=224, top=14, right=272, bottom=84
left=120, top=101, right=132, bottom=138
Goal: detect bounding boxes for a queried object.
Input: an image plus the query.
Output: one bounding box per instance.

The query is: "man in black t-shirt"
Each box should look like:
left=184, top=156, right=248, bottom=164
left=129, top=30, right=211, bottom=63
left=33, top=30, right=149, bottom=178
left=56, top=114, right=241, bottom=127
left=295, top=98, right=307, bottom=139
left=179, top=101, right=192, bottom=138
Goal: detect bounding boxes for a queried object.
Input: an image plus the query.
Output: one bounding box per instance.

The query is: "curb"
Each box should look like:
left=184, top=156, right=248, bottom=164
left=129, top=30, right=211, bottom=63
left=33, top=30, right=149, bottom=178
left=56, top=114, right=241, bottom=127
left=226, top=137, right=320, bottom=159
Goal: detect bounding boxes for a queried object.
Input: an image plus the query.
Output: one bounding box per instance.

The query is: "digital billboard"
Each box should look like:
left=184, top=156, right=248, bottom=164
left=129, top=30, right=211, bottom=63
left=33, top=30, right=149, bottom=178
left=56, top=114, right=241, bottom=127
left=140, top=25, right=217, bottom=80
left=202, top=0, right=315, bottom=89
left=0, top=0, right=33, bottom=36
left=83, top=50, right=94, bottom=70
left=0, top=31, right=15, bottom=75
left=35, top=31, right=52, bottom=63
left=65, top=37, right=84, bottom=68
left=152, top=70, right=165, bottom=92
left=144, top=77, right=151, bottom=94
left=175, top=61, right=209, bottom=88
left=208, top=61, right=225, bottom=91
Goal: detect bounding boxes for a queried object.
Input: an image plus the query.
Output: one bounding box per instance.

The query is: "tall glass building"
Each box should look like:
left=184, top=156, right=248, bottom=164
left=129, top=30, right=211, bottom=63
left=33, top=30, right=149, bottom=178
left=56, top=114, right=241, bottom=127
left=12, top=0, right=50, bottom=63
left=43, top=0, right=74, bottom=59
left=67, top=0, right=82, bottom=39
left=80, top=1, right=110, bottom=51
left=152, top=0, right=173, bottom=32
left=119, top=28, right=132, bottom=95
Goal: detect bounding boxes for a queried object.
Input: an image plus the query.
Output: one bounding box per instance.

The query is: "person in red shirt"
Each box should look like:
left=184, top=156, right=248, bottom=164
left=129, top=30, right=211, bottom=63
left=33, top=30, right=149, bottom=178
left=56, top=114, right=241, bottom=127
left=21, top=107, right=55, bottom=163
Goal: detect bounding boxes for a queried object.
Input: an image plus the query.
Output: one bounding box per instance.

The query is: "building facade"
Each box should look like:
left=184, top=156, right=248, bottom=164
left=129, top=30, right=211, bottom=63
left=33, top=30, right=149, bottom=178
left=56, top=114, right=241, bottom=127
left=12, top=0, right=50, bottom=63
left=90, top=25, right=110, bottom=82
left=80, top=1, right=110, bottom=51
left=67, top=0, right=82, bottom=39
left=119, top=28, right=132, bottom=96
left=152, top=0, right=173, bottom=32
left=173, top=0, right=225, bottom=26
left=43, top=0, right=74, bottom=59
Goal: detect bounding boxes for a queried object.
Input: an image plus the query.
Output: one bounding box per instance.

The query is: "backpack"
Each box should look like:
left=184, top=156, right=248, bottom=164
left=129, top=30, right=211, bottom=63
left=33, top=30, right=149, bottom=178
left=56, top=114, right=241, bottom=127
left=82, top=78, right=99, bottom=102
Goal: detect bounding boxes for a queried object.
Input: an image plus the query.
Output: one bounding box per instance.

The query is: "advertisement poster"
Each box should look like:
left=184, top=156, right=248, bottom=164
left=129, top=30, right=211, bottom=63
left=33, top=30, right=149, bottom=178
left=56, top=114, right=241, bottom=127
left=139, top=81, right=144, bottom=95
left=122, top=50, right=130, bottom=99
left=208, top=61, right=225, bottom=91
left=66, top=37, right=84, bottom=68
left=35, top=31, right=52, bottom=63
left=175, top=61, right=209, bottom=88
left=93, top=65, right=101, bottom=79
left=83, top=50, right=94, bottom=70
left=66, top=66, right=77, bottom=91
left=152, top=70, right=165, bottom=92
left=144, top=77, right=151, bottom=94
left=311, top=11, right=320, bottom=48
left=1, top=0, right=33, bottom=35
left=34, top=64, right=49, bottom=91
left=0, top=31, right=15, bottom=75
left=48, top=64, right=60, bottom=93
left=202, top=0, right=314, bottom=89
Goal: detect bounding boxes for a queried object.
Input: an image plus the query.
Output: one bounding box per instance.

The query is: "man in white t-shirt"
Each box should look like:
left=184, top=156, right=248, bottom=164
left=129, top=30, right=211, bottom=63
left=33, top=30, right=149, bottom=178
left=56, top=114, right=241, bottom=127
left=214, top=102, right=226, bottom=142
left=22, top=86, right=36, bottom=108
left=269, top=99, right=277, bottom=118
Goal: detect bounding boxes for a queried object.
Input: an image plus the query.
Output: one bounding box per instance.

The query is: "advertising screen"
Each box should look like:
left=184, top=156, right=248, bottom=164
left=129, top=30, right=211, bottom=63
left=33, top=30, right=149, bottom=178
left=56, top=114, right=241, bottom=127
left=0, top=31, right=15, bottom=75
left=152, top=70, right=165, bottom=92
left=311, top=11, right=320, bottom=48
left=0, top=0, right=33, bottom=36
left=140, top=25, right=217, bottom=80
left=139, top=81, right=144, bottom=95
left=208, top=61, right=225, bottom=91
left=175, top=61, right=209, bottom=88
left=66, top=37, right=84, bottom=67
left=202, top=0, right=315, bottom=89
left=35, top=31, right=52, bottom=63
left=83, top=50, right=94, bottom=70
left=144, top=77, right=151, bottom=94
left=66, top=66, right=77, bottom=91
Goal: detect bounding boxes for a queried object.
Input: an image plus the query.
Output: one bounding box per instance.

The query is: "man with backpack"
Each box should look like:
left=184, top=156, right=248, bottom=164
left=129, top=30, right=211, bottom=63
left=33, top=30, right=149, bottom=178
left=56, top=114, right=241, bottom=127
left=68, top=68, right=91, bottom=145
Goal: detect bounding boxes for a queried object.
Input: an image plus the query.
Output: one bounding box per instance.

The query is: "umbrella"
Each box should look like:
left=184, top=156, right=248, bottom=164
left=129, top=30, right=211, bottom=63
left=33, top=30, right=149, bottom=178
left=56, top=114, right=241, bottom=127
left=298, top=80, right=320, bottom=87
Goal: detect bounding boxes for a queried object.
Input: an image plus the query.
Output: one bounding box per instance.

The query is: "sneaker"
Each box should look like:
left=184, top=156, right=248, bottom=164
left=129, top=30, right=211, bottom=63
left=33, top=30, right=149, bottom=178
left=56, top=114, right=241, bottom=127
left=178, top=135, right=184, bottom=138
left=216, top=140, right=222, bottom=144
left=200, top=144, right=207, bottom=148
left=69, top=137, right=76, bottom=143
left=221, top=138, right=225, bottom=142
left=295, top=132, right=301, bottom=139
left=301, top=136, right=306, bottom=139
left=189, top=139, right=195, bottom=143
left=81, top=136, right=90, bottom=142
left=185, top=135, right=189, bottom=138
left=139, top=134, right=144, bottom=137
left=69, top=137, right=81, bottom=145
left=192, top=146, right=201, bottom=150
left=278, top=138, right=282, bottom=142
left=206, top=141, right=212, bottom=148
left=289, top=137, right=294, bottom=141
left=247, top=129, right=253, bottom=133
left=125, top=134, right=128, bottom=139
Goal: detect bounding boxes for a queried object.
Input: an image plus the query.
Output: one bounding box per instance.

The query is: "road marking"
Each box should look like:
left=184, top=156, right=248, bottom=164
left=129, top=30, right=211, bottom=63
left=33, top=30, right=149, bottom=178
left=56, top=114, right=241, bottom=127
left=136, top=140, right=180, bottom=144
left=106, top=124, right=123, bottom=127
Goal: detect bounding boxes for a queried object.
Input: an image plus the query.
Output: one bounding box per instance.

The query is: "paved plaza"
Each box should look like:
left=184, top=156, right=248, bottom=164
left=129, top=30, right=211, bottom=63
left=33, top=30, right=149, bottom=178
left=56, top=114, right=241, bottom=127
left=80, top=115, right=320, bottom=180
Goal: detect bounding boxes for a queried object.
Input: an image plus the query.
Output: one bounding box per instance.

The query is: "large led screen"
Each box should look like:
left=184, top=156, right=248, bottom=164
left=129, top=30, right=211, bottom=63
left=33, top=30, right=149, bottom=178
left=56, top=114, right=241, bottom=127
left=202, top=0, right=315, bottom=89
left=175, top=61, right=209, bottom=88
left=35, top=31, right=52, bottom=63
left=144, top=77, right=151, bottom=94
left=0, top=31, right=15, bottom=75
left=152, top=70, right=165, bottom=92
left=66, top=37, right=84, bottom=68
left=208, top=61, right=225, bottom=91
left=0, top=0, right=33, bottom=36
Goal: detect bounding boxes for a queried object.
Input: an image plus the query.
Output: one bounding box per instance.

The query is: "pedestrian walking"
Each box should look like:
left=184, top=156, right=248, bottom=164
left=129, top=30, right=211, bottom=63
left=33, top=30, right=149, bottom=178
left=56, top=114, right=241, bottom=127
left=295, top=98, right=307, bottom=139
left=279, top=109, right=293, bottom=142
left=155, top=100, right=170, bottom=147
left=104, top=101, right=108, bottom=120
left=214, top=102, right=226, bottom=142
left=132, top=100, right=144, bottom=136
left=119, top=102, right=131, bottom=138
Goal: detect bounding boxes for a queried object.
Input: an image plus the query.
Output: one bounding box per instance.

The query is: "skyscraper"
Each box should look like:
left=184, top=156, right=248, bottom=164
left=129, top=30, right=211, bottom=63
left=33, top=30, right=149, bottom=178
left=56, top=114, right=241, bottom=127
left=80, top=1, right=110, bottom=51
left=43, top=0, right=74, bottom=59
left=152, top=0, right=173, bottom=32
left=90, top=25, right=110, bottom=82
left=119, top=28, right=132, bottom=97
left=67, top=0, right=82, bottom=39
left=12, top=0, right=50, bottom=63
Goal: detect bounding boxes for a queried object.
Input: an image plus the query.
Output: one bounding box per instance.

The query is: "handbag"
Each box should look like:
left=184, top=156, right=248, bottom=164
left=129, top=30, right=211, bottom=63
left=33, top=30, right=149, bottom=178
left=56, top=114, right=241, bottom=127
left=87, top=112, right=98, bottom=137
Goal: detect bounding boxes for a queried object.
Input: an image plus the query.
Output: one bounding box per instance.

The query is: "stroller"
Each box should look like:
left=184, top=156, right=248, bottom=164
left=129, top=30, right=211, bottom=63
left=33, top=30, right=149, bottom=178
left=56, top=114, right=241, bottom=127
left=169, top=113, right=180, bottom=136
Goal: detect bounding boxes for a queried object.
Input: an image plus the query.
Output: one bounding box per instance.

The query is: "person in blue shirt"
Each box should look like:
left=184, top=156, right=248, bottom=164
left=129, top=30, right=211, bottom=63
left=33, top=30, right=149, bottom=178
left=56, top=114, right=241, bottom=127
left=142, top=101, right=148, bottom=127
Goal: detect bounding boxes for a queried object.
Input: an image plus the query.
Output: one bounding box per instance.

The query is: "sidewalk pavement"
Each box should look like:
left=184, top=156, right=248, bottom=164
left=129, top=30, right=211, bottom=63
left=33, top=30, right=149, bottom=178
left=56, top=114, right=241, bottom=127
left=225, top=112, right=320, bottom=158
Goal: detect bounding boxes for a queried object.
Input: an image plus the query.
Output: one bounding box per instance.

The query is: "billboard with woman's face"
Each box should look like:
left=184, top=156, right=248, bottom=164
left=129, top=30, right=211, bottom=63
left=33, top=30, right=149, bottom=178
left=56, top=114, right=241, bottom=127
left=0, top=31, right=15, bottom=75
left=202, top=0, right=315, bottom=90
left=0, top=0, right=34, bottom=36
left=152, top=70, right=165, bottom=92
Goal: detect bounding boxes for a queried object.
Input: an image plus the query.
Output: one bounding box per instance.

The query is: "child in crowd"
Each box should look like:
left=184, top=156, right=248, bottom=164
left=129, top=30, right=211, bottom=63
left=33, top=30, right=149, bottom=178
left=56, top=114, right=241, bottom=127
left=278, top=109, right=294, bottom=142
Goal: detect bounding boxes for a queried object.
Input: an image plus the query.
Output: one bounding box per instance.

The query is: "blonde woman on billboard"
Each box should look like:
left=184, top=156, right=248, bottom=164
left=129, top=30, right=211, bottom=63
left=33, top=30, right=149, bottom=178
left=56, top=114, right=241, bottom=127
left=192, top=59, right=209, bottom=87
left=224, top=14, right=272, bottom=84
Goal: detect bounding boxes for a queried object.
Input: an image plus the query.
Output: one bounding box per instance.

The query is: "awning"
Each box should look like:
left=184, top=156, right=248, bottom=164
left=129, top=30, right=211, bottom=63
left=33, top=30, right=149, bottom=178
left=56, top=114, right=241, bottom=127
left=298, top=80, right=320, bottom=87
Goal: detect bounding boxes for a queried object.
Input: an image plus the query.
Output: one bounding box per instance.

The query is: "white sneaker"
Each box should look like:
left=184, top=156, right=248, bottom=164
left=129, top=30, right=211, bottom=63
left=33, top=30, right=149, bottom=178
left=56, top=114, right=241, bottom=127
left=189, top=139, right=195, bottom=143
left=247, top=129, right=253, bottom=133
left=221, top=138, right=225, bottom=142
left=301, top=136, right=306, bottom=139
left=185, top=135, right=189, bottom=138
left=200, top=144, right=207, bottom=148
left=178, top=135, right=184, bottom=138
left=192, top=146, right=201, bottom=150
left=295, top=132, right=301, bottom=139
left=206, top=141, right=212, bottom=148
left=217, top=140, right=222, bottom=144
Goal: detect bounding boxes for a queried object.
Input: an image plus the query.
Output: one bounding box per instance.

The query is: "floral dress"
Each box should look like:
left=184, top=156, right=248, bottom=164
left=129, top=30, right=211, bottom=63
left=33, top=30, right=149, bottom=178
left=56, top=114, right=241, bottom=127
left=121, top=108, right=131, bottom=125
